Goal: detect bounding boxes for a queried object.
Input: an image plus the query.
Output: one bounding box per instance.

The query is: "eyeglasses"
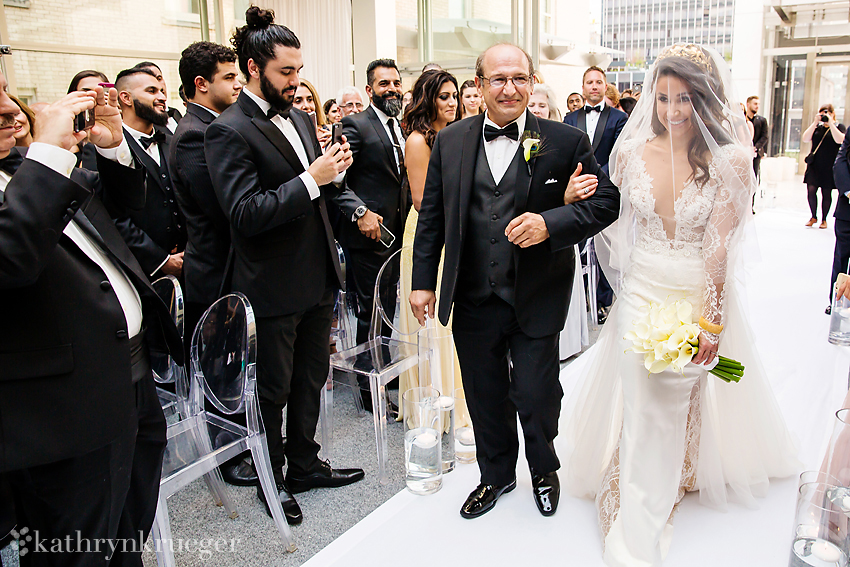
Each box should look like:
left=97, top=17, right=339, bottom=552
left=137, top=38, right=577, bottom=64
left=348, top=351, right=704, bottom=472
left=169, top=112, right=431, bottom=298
left=341, top=101, right=364, bottom=110
left=478, top=75, right=532, bottom=89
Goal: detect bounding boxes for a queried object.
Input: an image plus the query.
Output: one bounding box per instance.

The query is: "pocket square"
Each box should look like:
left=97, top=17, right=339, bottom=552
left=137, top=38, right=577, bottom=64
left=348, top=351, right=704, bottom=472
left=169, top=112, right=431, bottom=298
left=545, top=178, right=558, bottom=184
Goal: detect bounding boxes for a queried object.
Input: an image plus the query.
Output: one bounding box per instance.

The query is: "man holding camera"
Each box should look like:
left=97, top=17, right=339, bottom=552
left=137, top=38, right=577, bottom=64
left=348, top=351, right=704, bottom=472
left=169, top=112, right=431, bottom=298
left=0, top=64, right=183, bottom=565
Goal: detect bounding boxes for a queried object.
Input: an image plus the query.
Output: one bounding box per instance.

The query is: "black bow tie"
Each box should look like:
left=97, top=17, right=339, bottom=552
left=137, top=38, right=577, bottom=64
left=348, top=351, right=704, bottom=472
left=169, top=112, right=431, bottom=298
left=0, top=150, right=24, bottom=176
left=484, top=122, right=519, bottom=142
left=266, top=106, right=291, bottom=121
left=139, top=130, right=166, bottom=150
left=585, top=105, right=603, bottom=113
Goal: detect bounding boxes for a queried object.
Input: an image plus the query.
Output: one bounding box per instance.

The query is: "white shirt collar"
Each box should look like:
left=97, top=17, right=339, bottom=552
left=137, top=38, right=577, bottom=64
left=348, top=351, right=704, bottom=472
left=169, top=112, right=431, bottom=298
left=189, top=102, right=220, bottom=118
left=123, top=123, right=155, bottom=143
left=243, top=87, right=272, bottom=115
left=371, top=104, right=400, bottom=125
left=483, top=111, right=527, bottom=140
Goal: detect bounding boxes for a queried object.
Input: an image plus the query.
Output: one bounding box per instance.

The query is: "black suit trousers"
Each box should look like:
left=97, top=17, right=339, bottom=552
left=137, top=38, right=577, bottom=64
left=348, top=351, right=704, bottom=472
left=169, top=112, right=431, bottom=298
left=348, top=245, right=399, bottom=346
left=451, top=294, right=562, bottom=486
left=255, top=287, right=334, bottom=483
left=2, top=374, right=165, bottom=567
left=831, top=219, right=850, bottom=302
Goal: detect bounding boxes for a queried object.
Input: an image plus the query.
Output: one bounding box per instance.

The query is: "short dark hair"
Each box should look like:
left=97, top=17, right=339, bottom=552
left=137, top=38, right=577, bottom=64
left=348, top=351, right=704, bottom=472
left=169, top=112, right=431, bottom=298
left=366, top=59, right=399, bottom=88
left=179, top=41, right=238, bottom=99
left=475, top=43, right=535, bottom=80
left=68, top=70, right=109, bottom=94
left=231, top=6, right=300, bottom=78
left=115, top=67, right=159, bottom=92
left=135, top=61, right=160, bottom=71
left=583, top=66, right=606, bottom=82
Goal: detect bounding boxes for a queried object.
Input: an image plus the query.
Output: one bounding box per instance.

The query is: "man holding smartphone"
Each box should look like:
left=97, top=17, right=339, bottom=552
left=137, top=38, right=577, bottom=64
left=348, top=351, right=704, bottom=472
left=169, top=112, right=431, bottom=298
left=333, top=60, right=408, bottom=401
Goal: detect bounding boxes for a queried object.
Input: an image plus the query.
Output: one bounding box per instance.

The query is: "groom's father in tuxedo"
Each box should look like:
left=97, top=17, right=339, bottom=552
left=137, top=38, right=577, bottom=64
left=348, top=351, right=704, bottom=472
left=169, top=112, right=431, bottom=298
left=205, top=6, right=364, bottom=525
left=410, top=43, right=619, bottom=519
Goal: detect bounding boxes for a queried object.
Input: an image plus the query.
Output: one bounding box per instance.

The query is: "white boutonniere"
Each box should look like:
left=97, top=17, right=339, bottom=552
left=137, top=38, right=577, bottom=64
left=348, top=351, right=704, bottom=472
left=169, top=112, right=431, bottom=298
left=520, top=130, right=543, bottom=174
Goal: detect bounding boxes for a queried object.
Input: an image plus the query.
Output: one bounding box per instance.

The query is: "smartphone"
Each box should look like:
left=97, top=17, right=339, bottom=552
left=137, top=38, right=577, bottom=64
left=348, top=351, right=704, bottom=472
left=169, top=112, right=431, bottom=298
left=74, top=108, right=96, bottom=133
left=378, top=222, right=395, bottom=248
left=331, top=122, right=343, bottom=146
left=308, top=111, right=318, bottom=131
left=98, top=82, right=115, bottom=90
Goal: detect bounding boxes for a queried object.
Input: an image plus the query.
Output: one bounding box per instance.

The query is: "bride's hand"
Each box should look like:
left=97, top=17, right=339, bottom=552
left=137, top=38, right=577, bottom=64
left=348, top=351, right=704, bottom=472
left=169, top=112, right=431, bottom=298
left=564, top=162, right=598, bottom=205
left=692, top=332, right=717, bottom=366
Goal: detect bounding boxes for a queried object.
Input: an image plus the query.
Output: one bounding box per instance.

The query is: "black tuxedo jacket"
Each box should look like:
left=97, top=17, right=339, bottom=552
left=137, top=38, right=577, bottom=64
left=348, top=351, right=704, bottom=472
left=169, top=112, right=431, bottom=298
left=168, top=104, right=230, bottom=306
left=0, top=152, right=183, bottom=472
left=751, top=114, right=769, bottom=158
left=411, top=111, right=620, bottom=337
left=117, top=125, right=187, bottom=276
left=563, top=104, right=628, bottom=169
left=333, top=106, right=407, bottom=250
left=834, top=136, right=850, bottom=222
left=204, top=92, right=343, bottom=318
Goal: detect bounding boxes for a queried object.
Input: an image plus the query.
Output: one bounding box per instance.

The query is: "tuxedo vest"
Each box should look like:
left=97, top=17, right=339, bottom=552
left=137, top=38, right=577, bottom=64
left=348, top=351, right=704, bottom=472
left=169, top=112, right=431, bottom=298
left=457, top=140, right=522, bottom=306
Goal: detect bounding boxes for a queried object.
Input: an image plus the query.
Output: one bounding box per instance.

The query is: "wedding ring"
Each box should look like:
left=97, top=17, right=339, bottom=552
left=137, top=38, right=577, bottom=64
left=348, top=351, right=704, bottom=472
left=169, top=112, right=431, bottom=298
left=584, top=188, right=589, bottom=194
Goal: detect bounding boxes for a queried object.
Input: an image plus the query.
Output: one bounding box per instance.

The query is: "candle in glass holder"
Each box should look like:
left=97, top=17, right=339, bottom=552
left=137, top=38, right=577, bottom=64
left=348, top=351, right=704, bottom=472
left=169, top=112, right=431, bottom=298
left=811, top=539, right=842, bottom=563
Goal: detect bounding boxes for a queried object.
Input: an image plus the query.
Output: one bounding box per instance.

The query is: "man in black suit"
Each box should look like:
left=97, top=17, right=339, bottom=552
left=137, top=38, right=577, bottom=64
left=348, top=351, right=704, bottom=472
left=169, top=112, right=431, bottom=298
left=746, top=95, right=768, bottom=180
left=410, top=44, right=619, bottom=519
left=204, top=6, right=364, bottom=525
left=135, top=61, right=183, bottom=133
left=563, top=66, right=627, bottom=316
left=831, top=135, right=850, bottom=307
left=0, top=75, right=183, bottom=565
left=115, top=66, right=187, bottom=279
left=169, top=42, right=256, bottom=487
left=333, top=59, right=406, bottom=351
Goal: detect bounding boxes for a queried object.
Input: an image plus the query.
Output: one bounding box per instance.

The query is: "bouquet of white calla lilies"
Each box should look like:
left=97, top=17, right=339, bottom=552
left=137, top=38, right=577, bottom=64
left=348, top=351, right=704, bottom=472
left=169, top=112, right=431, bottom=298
left=624, top=298, right=743, bottom=382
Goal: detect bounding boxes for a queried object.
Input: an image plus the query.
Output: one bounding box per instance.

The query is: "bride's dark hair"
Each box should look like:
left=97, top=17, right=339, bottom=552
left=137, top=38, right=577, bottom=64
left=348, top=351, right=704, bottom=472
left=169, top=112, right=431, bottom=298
left=402, top=70, right=459, bottom=148
left=231, top=6, right=300, bottom=79
left=650, top=46, right=733, bottom=189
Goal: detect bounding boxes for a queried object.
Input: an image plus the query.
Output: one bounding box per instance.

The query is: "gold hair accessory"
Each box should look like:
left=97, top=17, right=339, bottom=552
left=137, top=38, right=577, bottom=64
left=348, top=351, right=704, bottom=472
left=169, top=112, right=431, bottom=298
left=656, top=44, right=712, bottom=72
left=698, top=316, right=723, bottom=335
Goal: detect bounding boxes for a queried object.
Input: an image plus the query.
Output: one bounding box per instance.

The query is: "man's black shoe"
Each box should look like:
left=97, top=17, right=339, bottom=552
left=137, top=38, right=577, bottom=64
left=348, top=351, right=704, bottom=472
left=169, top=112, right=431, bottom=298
left=257, top=482, right=302, bottom=525
left=531, top=470, right=560, bottom=516
left=286, top=460, right=365, bottom=493
left=459, top=480, right=517, bottom=519
left=221, top=455, right=258, bottom=486
left=827, top=305, right=832, bottom=315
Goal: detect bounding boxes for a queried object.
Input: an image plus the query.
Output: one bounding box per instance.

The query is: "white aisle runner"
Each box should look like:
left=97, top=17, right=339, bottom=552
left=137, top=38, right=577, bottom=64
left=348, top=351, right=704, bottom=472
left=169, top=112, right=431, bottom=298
left=304, top=207, right=850, bottom=567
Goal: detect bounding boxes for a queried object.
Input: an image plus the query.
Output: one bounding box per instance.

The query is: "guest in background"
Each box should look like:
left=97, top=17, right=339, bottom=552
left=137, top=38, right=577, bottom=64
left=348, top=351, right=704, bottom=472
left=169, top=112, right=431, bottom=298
left=294, top=79, right=330, bottom=146
left=528, top=83, right=561, bottom=121
left=746, top=95, right=768, bottom=181
left=68, top=69, right=110, bottom=170
left=135, top=61, right=183, bottom=132
left=803, top=104, right=846, bottom=229
left=115, top=66, right=187, bottom=278
left=324, top=98, right=342, bottom=124
left=604, top=83, right=620, bottom=108
left=459, top=79, right=483, bottom=119
left=422, top=62, right=442, bottom=72
left=10, top=95, right=34, bottom=148
left=566, top=92, right=584, bottom=113
left=402, top=89, right=413, bottom=115
left=621, top=88, right=633, bottom=97
left=618, top=96, right=637, bottom=117
left=337, top=85, right=365, bottom=116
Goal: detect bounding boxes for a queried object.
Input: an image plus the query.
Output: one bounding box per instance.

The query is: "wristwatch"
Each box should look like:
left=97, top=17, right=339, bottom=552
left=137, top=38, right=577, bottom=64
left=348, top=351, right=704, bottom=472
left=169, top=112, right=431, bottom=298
left=353, top=205, right=368, bottom=222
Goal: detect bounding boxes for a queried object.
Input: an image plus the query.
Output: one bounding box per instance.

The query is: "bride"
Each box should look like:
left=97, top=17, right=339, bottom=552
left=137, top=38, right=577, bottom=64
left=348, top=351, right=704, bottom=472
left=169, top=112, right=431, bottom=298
left=560, top=44, right=799, bottom=566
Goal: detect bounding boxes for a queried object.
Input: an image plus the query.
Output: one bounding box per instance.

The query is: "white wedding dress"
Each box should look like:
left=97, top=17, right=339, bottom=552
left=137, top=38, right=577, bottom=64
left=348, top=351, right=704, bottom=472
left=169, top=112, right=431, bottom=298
left=560, top=138, right=800, bottom=566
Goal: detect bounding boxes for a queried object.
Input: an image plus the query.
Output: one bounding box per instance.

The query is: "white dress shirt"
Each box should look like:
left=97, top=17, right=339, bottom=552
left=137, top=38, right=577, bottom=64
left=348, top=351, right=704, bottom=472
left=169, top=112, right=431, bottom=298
left=123, top=124, right=164, bottom=167
left=370, top=104, right=406, bottom=171
left=482, top=111, right=526, bottom=184
left=189, top=102, right=220, bottom=118
left=242, top=88, right=320, bottom=200
left=0, top=143, right=143, bottom=337
left=585, top=103, right=605, bottom=144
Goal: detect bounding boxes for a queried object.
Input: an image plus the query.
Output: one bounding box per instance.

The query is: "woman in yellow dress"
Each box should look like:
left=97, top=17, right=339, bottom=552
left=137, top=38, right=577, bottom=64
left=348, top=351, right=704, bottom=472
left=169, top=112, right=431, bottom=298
left=398, top=70, right=469, bottom=427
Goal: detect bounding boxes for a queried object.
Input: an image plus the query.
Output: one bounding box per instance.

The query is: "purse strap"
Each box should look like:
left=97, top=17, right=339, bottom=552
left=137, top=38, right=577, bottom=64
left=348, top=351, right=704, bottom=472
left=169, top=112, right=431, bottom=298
left=811, top=130, right=828, bottom=156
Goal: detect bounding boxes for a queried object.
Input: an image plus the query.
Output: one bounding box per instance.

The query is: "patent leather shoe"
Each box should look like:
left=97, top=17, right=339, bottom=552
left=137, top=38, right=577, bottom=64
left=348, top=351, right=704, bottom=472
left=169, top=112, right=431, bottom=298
left=531, top=470, right=560, bottom=517
left=220, top=456, right=259, bottom=486
left=286, top=460, right=365, bottom=493
left=459, top=480, right=517, bottom=519
left=257, top=482, right=302, bottom=525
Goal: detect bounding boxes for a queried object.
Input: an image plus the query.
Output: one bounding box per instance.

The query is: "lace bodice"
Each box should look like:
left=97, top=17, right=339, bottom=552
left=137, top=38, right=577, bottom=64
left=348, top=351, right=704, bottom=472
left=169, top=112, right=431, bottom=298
left=613, top=138, right=751, bottom=345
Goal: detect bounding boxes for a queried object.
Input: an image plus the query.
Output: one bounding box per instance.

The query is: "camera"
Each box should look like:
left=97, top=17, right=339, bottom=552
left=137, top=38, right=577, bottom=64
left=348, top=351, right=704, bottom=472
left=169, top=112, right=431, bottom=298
left=74, top=108, right=95, bottom=133
left=0, top=46, right=11, bottom=56
left=821, top=114, right=830, bottom=123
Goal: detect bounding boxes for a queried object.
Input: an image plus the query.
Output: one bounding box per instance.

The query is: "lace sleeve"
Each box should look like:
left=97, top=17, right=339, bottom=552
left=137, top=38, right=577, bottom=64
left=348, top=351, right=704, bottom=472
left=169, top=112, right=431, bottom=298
left=701, top=145, right=753, bottom=345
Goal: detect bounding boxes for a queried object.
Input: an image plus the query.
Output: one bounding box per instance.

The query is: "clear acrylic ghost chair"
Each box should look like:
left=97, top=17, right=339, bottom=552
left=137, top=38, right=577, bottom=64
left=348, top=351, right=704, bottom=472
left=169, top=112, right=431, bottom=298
left=151, top=275, right=188, bottom=422
left=329, top=246, right=423, bottom=484
left=152, top=293, right=296, bottom=566
left=581, top=238, right=599, bottom=328
left=319, top=242, right=365, bottom=462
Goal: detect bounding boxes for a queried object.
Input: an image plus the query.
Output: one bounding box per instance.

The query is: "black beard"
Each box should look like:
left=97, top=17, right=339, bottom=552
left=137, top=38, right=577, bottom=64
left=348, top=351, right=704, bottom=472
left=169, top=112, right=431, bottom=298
left=371, top=91, right=402, bottom=117
left=260, top=70, right=295, bottom=115
left=133, top=98, right=168, bottom=127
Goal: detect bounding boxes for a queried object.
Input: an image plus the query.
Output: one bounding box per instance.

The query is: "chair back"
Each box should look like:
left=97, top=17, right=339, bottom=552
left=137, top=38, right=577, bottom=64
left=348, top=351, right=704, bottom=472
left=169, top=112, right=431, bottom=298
left=369, top=246, right=421, bottom=343
left=151, top=275, right=184, bottom=384
left=190, top=293, right=256, bottom=417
